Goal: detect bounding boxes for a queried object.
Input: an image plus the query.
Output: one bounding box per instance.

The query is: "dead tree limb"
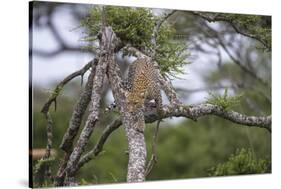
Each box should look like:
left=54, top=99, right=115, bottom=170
left=41, top=61, right=93, bottom=114
left=63, top=26, right=115, bottom=182
left=145, top=119, right=160, bottom=176
left=74, top=102, right=271, bottom=172
left=60, top=59, right=98, bottom=152
left=145, top=104, right=271, bottom=132
left=54, top=61, right=97, bottom=186
left=201, top=21, right=270, bottom=87
left=40, top=61, right=93, bottom=185
left=77, top=118, right=122, bottom=168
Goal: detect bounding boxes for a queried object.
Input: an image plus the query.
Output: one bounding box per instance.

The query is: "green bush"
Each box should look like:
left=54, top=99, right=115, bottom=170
left=81, top=6, right=189, bottom=76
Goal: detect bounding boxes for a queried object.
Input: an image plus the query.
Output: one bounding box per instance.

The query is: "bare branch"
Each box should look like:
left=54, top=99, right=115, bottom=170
left=75, top=102, right=271, bottom=170
left=191, top=11, right=271, bottom=50
left=41, top=61, right=93, bottom=114
left=155, top=10, right=177, bottom=32
left=63, top=27, right=116, bottom=179
left=39, top=112, right=54, bottom=160
left=125, top=113, right=147, bottom=182
left=147, top=104, right=271, bottom=132
left=77, top=118, right=122, bottom=168
left=54, top=64, right=97, bottom=186
left=41, top=61, right=94, bottom=186
left=201, top=22, right=270, bottom=87
left=60, top=60, right=97, bottom=152
left=63, top=64, right=103, bottom=177
left=145, top=120, right=160, bottom=176
left=54, top=153, right=70, bottom=186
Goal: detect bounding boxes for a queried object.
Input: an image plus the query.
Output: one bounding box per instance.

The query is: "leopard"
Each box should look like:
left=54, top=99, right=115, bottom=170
left=125, top=57, right=163, bottom=115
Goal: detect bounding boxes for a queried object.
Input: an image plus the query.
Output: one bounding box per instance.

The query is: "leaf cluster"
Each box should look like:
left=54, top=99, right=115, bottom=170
left=206, top=88, right=243, bottom=110
left=81, top=6, right=154, bottom=49
left=208, top=148, right=271, bottom=176
left=81, top=6, right=189, bottom=76
left=155, top=23, right=190, bottom=76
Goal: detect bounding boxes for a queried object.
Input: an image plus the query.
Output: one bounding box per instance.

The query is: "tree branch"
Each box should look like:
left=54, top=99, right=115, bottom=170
left=191, top=11, right=271, bottom=50
left=201, top=22, right=270, bottom=87
left=54, top=62, right=97, bottom=186
left=77, top=118, right=122, bottom=168
left=145, top=119, right=160, bottom=176
left=40, top=60, right=95, bottom=186
left=63, top=27, right=115, bottom=180
left=106, top=28, right=147, bottom=182
left=41, top=61, right=93, bottom=114
left=75, top=102, right=271, bottom=171
left=59, top=59, right=98, bottom=152
left=146, top=104, right=271, bottom=132
left=40, top=112, right=53, bottom=160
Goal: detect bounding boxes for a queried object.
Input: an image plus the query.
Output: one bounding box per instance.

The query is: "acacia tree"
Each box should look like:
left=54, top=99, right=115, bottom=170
left=36, top=6, right=271, bottom=186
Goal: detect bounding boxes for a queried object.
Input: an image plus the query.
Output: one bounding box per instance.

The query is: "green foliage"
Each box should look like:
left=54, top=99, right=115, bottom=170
left=81, top=6, right=189, bottom=76
left=206, top=88, right=243, bottom=110
left=81, top=6, right=155, bottom=49
left=155, top=23, right=190, bottom=76
left=209, top=148, right=271, bottom=176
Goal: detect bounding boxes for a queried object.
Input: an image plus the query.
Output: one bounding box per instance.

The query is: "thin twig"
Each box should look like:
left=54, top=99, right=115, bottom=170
left=191, top=11, right=270, bottom=50
left=201, top=22, right=270, bottom=87
left=145, top=120, right=161, bottom=177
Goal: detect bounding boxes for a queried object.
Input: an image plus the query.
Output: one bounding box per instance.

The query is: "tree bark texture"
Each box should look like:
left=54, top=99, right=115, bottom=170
left=106, top=27, right=147, bottom=182
left=63, top=27, right=116, bottom=179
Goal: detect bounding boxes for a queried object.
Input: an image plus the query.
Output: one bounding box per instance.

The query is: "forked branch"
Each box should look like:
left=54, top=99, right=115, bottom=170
left=41, top=61, right=93, bottom=114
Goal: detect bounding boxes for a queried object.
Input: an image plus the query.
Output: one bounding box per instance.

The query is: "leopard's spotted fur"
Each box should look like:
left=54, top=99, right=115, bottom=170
left=125, top=58, right=162, bottom=114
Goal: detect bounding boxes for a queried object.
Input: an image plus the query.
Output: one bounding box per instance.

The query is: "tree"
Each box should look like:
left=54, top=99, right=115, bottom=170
left=32, top=4, right=271, bottom=187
